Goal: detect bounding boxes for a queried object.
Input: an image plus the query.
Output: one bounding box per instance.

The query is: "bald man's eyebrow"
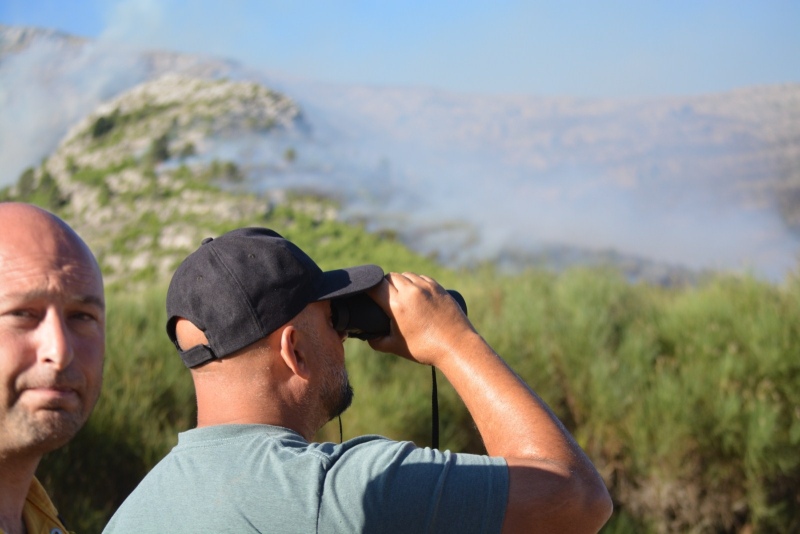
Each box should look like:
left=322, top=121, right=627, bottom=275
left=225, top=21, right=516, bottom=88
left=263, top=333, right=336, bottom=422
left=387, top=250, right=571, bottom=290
left=75, top=294, right=106, bottom=310
left=1, top=290, right=105, bottom=310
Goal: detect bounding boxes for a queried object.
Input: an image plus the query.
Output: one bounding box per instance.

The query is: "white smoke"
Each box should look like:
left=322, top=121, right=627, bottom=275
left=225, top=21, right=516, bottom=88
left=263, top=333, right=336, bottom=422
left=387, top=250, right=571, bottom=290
left=1, top=19, right=798, bottom=282
left=0, top=34, right=148, bottom=183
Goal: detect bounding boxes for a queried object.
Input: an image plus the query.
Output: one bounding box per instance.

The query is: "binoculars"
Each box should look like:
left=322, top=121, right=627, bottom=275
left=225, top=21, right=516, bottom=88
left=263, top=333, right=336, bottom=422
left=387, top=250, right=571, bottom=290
left=331, top=290, right=468, bottom=340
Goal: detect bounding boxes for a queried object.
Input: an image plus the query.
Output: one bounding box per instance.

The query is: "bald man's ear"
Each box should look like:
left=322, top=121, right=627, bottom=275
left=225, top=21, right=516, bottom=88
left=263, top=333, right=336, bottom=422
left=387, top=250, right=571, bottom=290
left=279, top=325, right=310, bottom=379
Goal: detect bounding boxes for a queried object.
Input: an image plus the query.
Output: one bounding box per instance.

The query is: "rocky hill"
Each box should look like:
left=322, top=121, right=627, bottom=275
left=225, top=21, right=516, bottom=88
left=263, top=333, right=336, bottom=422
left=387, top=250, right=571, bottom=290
left=2, top=74, right=334, bottom=287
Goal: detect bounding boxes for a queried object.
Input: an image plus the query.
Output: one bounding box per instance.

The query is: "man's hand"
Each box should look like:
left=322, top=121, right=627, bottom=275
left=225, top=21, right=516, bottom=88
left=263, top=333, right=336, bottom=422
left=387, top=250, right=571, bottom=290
left=366, top=272, right=476, bottom=366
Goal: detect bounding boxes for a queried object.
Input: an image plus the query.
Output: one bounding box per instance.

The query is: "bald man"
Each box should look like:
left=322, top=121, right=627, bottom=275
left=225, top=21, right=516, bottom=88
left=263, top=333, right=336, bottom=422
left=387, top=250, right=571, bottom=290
left=0, top=203, right=105, bottom=534
left=105, top=227, right=612, bottom=533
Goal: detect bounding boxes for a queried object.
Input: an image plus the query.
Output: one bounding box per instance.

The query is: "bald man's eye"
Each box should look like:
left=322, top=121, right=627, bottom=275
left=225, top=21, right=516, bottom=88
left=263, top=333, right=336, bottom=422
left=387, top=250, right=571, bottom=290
left=67, top=307, right=104, bottom=335
left=9, top=307, right=41, bottom=320
left=0, top=308, right=42, bottom=330
left=70, top=311, right=99, bottom=322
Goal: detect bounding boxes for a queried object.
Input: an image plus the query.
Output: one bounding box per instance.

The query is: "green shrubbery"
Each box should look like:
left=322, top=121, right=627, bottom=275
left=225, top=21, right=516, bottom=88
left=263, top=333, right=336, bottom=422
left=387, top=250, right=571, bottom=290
left=2, top=167, right=66, bottom=210
left=89, top=104, right=178, bottom=144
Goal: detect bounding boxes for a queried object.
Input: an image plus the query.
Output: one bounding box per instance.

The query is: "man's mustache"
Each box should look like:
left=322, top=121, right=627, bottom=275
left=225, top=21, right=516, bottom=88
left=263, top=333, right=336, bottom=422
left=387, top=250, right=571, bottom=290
left=16, top=370, right=86, bottom=397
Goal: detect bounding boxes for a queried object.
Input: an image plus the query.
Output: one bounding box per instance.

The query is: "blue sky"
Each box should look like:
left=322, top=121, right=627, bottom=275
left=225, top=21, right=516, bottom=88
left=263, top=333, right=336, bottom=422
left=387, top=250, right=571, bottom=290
left=1, top=0, right=798, bottom=97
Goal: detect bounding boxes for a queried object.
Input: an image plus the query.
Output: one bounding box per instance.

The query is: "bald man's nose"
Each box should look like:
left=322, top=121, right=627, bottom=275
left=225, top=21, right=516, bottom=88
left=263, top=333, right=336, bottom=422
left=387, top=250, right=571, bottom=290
left=36, top=310, right=75, bottom=369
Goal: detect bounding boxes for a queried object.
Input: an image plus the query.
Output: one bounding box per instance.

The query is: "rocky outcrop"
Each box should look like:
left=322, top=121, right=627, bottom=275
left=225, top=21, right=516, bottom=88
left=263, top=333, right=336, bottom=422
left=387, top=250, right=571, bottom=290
left=3, top=74, right=330, bottom=287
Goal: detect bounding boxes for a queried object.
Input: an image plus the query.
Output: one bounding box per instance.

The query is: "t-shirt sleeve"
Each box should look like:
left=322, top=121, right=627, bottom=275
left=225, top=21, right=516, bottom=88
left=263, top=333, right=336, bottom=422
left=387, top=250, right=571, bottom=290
left=317, top=438, right=508, bottom=534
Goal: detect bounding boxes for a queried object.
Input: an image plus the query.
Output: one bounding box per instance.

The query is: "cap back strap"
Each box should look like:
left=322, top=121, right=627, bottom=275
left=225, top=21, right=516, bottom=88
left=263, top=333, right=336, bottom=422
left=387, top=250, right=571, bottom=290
left=179, top=344, right=218, bottom=368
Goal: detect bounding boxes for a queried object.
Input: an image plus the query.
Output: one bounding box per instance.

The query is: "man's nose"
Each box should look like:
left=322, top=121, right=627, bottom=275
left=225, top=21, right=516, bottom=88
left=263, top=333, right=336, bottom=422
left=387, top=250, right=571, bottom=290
left=36, top=309, right=74, bottom=368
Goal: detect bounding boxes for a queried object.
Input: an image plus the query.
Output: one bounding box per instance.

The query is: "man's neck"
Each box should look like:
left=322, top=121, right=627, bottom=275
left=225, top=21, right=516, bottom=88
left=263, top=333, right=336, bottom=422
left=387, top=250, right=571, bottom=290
left=0, top=514, right=27, bottom=534
left=195, top=374, right=321, bottom=441
left=0, top=455, right=39, bottom=534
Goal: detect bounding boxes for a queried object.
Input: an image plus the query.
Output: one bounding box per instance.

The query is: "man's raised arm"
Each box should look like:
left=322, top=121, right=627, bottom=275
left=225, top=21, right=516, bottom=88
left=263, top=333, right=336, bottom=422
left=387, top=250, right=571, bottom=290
left=368, top=272, right=613, bottom=534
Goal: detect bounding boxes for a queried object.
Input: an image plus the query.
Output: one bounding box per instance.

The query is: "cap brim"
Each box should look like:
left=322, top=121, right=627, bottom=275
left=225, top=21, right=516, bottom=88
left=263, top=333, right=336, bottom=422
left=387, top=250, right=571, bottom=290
left=314, top=264, right=385, bottom=300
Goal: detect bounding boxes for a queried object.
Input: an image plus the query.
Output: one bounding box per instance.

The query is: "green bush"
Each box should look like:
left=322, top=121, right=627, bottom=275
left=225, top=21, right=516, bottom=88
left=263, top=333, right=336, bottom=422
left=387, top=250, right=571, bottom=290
left=91, top=110, right=120, bottom=139
left=198, top=159, right=243, bottom=184
left=6, top=168, right=67, bottom=210
left=146, top=133, right=171, bottom=166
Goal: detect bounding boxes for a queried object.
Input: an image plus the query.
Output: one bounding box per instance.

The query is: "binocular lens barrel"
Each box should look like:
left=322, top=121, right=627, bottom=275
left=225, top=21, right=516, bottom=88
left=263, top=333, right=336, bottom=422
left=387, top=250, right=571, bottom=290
left=331, top=290, right=467, bottom=340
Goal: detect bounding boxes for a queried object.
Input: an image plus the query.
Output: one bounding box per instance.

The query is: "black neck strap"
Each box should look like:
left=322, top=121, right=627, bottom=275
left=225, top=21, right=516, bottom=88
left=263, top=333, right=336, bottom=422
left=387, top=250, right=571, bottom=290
left=431, top=366, right=439, bottom=450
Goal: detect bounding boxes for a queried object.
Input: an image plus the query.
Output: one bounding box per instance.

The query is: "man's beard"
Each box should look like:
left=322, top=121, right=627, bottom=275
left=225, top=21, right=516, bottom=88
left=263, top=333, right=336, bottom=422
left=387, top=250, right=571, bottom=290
left=1, top=371, right=99, bottom=455
left=300, top=313, right=354, bottom=423
left=322, top=363, right=353, bottom=421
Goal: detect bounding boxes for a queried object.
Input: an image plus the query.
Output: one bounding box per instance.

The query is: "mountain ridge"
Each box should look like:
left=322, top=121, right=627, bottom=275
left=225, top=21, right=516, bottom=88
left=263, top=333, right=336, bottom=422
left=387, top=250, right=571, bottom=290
left=2, top=24, right=799, bottom=282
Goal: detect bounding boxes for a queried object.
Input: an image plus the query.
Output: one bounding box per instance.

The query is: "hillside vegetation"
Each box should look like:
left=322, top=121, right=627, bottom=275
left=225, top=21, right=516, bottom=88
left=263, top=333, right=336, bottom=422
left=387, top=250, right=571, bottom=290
left=3, top=75, right=799, bottom=533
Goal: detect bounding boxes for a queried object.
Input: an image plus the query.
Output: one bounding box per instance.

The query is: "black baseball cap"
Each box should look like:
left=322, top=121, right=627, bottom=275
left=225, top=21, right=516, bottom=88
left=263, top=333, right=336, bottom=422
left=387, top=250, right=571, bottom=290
left=166, top=227, right=384, bottom=368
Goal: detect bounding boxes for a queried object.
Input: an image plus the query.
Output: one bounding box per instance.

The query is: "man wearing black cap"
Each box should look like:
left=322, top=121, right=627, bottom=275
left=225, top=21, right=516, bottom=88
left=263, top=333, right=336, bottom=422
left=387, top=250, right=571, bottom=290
left=104, top=227, right=612, bottom=534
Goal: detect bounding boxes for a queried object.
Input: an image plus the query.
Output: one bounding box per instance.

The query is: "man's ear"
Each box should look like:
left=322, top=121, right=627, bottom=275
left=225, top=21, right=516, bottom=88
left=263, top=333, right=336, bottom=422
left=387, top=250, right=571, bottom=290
left=279, top=325, right=310, bottom=379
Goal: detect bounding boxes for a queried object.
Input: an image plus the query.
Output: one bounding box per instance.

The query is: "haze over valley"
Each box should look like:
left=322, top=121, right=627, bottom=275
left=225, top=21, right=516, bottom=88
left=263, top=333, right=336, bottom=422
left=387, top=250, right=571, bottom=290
left=2, top=24, right=799, bottom=283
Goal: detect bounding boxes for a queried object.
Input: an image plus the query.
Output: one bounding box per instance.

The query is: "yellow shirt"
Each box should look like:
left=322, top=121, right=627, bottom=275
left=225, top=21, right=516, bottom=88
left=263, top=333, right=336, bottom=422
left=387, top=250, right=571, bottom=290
left=0, top=477, right=70, bottom=534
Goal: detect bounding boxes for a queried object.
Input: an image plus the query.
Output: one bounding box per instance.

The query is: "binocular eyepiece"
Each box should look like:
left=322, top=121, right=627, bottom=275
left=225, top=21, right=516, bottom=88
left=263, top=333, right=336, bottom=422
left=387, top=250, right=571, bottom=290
left=331, top=290, right=467, bottom=340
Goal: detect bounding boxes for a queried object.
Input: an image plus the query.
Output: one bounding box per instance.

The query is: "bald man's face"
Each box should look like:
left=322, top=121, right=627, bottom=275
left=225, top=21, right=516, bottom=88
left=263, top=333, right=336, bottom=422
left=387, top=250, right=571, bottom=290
left=0, top=205, right=105, bottom=455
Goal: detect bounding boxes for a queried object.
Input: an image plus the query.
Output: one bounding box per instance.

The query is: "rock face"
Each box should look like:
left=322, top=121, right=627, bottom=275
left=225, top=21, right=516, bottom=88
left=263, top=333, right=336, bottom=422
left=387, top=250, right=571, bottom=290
left=2, top=74, right=332, bottom=287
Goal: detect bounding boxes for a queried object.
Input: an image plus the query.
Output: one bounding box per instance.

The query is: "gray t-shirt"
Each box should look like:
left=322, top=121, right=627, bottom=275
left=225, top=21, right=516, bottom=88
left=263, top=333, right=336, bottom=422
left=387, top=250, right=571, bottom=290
left=103, top=424, right=508, bottom=533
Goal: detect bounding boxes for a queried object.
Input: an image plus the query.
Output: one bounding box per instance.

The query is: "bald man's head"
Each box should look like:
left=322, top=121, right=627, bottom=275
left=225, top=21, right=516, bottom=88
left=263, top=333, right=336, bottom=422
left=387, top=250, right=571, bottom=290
left=0, top=202, right=101, bottom=277
left=0, top=202, right=105, bottom=456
